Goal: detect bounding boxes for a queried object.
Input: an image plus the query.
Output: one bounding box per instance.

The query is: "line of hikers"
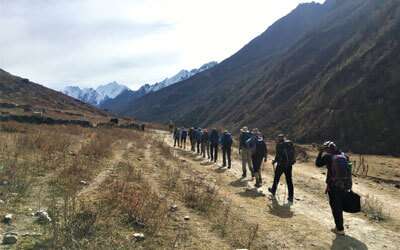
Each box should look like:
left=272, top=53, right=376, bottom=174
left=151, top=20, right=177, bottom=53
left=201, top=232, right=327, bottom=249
left=172, top=125, right=357, bottom=236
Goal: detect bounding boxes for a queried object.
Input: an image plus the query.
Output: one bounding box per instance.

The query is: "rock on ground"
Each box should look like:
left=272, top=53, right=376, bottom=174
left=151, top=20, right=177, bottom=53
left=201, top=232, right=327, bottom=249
left=3, top=232, right=18, bottom=245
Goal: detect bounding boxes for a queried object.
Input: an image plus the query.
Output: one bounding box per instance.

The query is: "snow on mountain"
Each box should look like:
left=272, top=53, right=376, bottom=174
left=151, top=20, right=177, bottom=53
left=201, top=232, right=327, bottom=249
left=63, top=82, right=129, bottom=106
left=137, top=61, right=218, bottom=94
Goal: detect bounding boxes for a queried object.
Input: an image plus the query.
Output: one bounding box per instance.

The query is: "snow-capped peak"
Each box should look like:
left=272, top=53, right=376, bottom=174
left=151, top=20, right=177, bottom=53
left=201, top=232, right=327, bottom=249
left=63, top=81, right=129, bottom=106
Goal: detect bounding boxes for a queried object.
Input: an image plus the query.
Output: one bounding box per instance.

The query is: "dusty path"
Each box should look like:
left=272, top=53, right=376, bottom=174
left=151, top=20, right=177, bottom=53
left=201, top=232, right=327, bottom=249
left=156, top=130, right=400, bottom=250
left=78, top=141, right=133, bottom=197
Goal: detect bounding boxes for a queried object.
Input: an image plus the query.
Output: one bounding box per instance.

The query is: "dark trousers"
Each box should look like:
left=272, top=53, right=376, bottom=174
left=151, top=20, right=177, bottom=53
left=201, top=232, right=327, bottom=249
left=196, top=141, right=201, bottom=154
left=328, top=187, right=345, bottom=231
left=271, top=164, right=294, bottom=199
left=190, top=138, right=195, bottom=151
left=252, top=155, right=263, bottom=185
left=174, top=137, right=180, bottom=147
left=180, top=137, right=186, bottom=149
left=222, top=146, right=231, bottom=167
left=210, top=143, right=218, bottom=162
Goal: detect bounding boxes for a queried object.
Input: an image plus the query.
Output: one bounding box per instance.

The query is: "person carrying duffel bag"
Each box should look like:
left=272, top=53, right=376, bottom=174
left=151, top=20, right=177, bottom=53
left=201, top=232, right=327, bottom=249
left=315, top=141, right=360, bottom=236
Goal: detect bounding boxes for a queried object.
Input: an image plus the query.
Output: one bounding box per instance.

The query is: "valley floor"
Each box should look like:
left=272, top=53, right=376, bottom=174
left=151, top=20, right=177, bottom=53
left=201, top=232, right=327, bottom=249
left=0, top=124, right=399, bottom=249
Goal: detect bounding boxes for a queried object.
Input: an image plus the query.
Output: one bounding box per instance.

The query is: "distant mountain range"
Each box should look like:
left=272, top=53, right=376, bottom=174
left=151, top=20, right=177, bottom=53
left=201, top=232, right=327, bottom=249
left=63, top=61, right=217, bottom=109
left=98, top=61, right=217, bottom=112
left=63, top=82, right=128, bottom=106
left=120, top=0, right=400, bottom=155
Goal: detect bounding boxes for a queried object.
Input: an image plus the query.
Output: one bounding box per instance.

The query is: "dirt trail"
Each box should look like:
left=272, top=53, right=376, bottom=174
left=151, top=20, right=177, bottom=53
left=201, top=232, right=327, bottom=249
left=157, top=130, right=400, bottom=250
left=78, top=141, right=133, bottom=197
left=140, top=144, right=233, bottom=250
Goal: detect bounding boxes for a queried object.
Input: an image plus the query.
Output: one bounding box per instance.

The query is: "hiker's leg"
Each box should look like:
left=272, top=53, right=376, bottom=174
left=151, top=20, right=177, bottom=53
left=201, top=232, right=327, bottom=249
left=271, top=165, right=284, bottom=193
left=285, top=165, right=294, bottom=200
left=222, top=147, right=227, bottom=166
left=210, top=144, right=214, bottom=161
left=247, top=150, right=254, bottom=177
left=241, top=150, right=247, bottom=175
left=227, top=147, right=231, bottom=168
left=207, top=143, right=210, bottom=159
left=328, top=189, right=345, bottom=231
left=252, top=157, right=261, bottom=185
left=215, top=145, right=218, bottom=162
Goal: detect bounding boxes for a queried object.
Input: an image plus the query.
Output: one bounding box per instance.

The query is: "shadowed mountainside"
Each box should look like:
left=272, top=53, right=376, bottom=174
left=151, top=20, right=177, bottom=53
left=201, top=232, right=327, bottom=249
left=124, top=0, right=400, bottom=155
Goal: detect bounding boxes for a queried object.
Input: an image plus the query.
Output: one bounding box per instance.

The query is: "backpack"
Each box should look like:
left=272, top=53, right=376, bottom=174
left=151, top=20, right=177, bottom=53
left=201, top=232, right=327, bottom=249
left=224, top=133, right=233, bottom=147
left=246, top=137, right=257, bottom=155
left=331, top=153, right=352, bottom=190
left=283, top=140, right=296, bottom=165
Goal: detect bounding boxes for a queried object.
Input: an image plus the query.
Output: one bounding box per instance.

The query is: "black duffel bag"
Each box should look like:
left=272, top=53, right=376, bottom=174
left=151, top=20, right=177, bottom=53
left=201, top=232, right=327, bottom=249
left=343, top=190, right=361, bottom=213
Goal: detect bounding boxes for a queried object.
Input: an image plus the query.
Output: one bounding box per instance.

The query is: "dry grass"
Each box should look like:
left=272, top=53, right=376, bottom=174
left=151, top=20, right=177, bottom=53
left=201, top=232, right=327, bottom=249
left=362, top=195, right=390, bottom=221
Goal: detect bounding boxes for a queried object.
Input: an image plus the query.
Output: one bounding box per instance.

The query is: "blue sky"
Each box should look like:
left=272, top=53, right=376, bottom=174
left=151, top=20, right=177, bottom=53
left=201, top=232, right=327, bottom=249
left=0, top=0, right=324, bottom=90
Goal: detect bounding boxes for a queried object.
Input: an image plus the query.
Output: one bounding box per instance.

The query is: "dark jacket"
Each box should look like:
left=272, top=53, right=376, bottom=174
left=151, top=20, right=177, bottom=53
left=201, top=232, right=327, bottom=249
left=254, top=137, right=267, bottom=159
left=201, top=132, right=209, bottom=143
left=173, top=128, right=180, bottom=139
left=220, top=132, right=233, bottom=148
left=188, top=128, right=194, bottom=140
left=195, top=129, right=203, bottom=142
left=209, top=129, right=219, bottom=145
left=181, top=129, right=188, bottom=138
left=239, top=132, right=253, bottom=150
left=316, top=150, right=350, bottom=189
left=274, top=141, right=288, bottom=165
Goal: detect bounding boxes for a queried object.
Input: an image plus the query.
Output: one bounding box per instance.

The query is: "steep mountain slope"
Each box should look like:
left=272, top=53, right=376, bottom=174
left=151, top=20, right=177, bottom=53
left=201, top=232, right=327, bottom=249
left=0, top=68, right=108, bottom=118
left=127, top=0, right=400, bottom=155
left=100, top=61, right=218, bottom=113
left=63, top=82, right=128, bottom=106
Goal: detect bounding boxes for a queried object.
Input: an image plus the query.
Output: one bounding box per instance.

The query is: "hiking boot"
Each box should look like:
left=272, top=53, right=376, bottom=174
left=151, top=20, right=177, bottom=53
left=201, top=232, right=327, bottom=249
left=268, top=188, right=276, bottom=196
left=288, top=197, right=294, bottom=204
left=241, top=173, right=246, bottom=178
left=331, top=228, right=345, bottom=236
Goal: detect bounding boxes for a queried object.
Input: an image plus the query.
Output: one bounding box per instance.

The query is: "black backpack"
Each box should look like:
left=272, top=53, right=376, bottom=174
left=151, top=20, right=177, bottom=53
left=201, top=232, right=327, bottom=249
left=331, top=153, right=352, bottom=190
left=283, top=140, right=296, bottom=165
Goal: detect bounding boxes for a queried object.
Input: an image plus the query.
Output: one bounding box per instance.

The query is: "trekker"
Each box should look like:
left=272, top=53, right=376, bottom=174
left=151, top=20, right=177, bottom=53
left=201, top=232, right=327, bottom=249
left=201, top=129, right=210, bottom=158
left=209, top=128, right=219, bottom=163
left=220, top=130, right=233, bottom=168
left=268, top=134, right=296, bottom=203
left=195, top=128, right=202, bottom=154
left=173, top=127, right=181, bottom=147
left=189, top=127, right=196, bottom=152
left=180, top=127, right=188, bottom=149
left=316, top=141, right=352, bottom=235
left=247, top=129, right=267, bottom=187
left=239, top=126, right=254, bottom=178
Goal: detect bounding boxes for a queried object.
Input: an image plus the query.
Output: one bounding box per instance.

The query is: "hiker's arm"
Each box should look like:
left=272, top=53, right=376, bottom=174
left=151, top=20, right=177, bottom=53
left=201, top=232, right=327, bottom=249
left=315, top=152, right=327, bottom=167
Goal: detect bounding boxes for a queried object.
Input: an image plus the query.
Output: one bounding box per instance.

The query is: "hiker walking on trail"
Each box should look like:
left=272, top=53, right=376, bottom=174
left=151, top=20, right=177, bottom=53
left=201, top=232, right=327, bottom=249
left=247, top=129, right=267, bottom=187
left=209, top=128, right=219, bottom=163
left=201, top=129, right=210, bottom=158
left=180, top=127, right=188, bottom=149
left=316, top=141, right=352, bottom=235
left=239, top=126, right=254, bottom=178
left=189, top=127, right=196, bottom=152
left=195, top=128, right=203, bottom=154
left=220, top=130, right=233, bottom=168
left=268, top=134, right=296, bottom=203
left=173, top=127, right=181, bottom=147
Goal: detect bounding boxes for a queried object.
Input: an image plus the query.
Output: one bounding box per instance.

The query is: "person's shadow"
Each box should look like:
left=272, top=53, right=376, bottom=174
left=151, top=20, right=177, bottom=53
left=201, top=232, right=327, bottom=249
left=331, top=235, right=368, bottom=250
left=267, top=196, right=294, bottom=218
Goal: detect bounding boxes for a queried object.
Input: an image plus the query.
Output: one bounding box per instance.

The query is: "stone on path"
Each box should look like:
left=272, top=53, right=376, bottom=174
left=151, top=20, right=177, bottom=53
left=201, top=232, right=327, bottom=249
left=35, top=210, right=52, bottom=224
left=170, top=204, right=178, bottom=212
left=3, top=214, right=13, bottom=224
left=80, top=180, right=89, bottom=185
left=3, top=232, right=18, bottom=245
left=184, top=216, right=190, bottom=221
left=133, top=233, right=145, bottom=241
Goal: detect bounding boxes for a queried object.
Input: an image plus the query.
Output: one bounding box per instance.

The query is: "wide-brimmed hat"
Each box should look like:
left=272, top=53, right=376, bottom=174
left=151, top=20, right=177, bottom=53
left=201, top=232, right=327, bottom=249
left=241, top=126, right=249, bottom=132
